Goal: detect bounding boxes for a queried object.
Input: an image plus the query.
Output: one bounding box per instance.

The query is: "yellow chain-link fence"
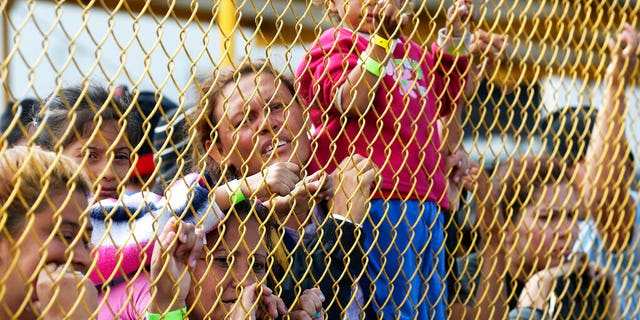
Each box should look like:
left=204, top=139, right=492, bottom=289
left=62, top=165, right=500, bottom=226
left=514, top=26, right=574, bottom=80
left=0, top=0, right=639, bottom=319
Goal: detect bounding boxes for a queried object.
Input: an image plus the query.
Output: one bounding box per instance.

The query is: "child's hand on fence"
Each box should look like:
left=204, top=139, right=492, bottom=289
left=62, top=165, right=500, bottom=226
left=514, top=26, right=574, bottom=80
left=330, top=154, right=378, bottom=224
left=35, top=263, right=98, bottom=320
left=447, top=0, right=473, bottom=38
left=150, top=218, right=205, bottom=313
left=375, top=0, right=409, bottom=38
left=606, top=23, right=638, bottom=87
left=465, top=29, right=508, bottom=96
left=289, top=288, right=326, bottom=320
left=444, top=150, right=470, bottom=212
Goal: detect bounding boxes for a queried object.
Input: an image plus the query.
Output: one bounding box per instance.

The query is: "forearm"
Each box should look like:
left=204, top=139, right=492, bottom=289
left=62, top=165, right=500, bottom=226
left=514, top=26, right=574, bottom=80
left=584, top=78, right=635, bottom=251
left=339, top=40, right=389, bottom=117
left=473, top=244, right=509, bottom=319
left=440, top=104, right=464, bottom=156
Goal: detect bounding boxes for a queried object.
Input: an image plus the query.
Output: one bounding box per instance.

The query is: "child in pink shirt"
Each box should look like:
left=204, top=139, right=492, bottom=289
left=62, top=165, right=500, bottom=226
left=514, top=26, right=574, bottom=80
left=296, top=0, right=472, bottom=318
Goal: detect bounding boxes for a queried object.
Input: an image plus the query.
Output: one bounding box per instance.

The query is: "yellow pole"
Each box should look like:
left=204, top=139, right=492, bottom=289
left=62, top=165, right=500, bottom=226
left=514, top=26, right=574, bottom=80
left=218, top=0, right=236, bottom=66
left=2, top=0, right=15, bottom=106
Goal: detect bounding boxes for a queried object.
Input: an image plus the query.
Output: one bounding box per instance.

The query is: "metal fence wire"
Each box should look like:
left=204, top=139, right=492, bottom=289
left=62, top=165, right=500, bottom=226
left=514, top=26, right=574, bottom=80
left=0, top=0, right=639, bottom=319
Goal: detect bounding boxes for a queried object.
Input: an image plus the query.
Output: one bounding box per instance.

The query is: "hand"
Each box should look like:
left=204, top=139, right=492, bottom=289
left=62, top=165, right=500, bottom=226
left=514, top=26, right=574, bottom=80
left=244, top=162, right=301, bottom=199
left=465, top=29, right=508, bottom=96
left=447, top=0, right=474, bottom=38
left=459, top=161, right=504, bottom=249
left=446, top=150, right=471, bottom=186
left=444, top=150, right=471, bottom=212
left=289, top=288, right=326, bottom=320
left=230, top=283, right=288, bottom=320
left=518, top=253, right=589, bottom=310
left=330, top=154, right=379, bottom=224
left=606, top=23, right=639, bottom=87
left=150, top=218, right=205, bottom=313
left=270, top=171, right=334, bottom=227
left=374, top=0, right=410, bottom=38
left=35, top=263, right=98, bottom=320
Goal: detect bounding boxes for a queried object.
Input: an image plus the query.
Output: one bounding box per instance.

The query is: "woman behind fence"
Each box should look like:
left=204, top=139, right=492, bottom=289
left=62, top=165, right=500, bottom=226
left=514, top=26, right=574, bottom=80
left=193, top=58, right=377, bottom=319
left=0, top=146, right=97, bottom=319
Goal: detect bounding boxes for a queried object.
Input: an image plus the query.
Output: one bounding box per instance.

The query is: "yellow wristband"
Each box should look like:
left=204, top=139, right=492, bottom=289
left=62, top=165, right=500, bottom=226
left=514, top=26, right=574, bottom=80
left=371, top=34, right=391, bottom=52
left=359, top=56, right=385, bottom=77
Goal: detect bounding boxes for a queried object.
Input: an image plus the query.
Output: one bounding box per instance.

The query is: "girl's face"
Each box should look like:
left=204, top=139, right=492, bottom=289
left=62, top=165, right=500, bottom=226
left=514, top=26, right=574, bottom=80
left=210, top=72, right=310, bottom=175
left=506, top=182, right=580, bottom=276
left=187, top=215, right=268, bottom=319
left=64, top=120, right=131, bottom=201
left=0, top=191, right=91, bottom=319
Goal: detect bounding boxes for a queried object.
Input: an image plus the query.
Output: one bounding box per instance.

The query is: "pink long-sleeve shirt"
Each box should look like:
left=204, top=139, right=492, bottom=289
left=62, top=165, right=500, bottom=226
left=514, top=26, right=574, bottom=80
left=296, top=28, right=469, bottom=209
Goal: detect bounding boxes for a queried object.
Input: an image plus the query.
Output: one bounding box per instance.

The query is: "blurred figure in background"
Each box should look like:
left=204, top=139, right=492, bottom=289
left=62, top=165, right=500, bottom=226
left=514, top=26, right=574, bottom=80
left=0, top=98, right=40, bottom=146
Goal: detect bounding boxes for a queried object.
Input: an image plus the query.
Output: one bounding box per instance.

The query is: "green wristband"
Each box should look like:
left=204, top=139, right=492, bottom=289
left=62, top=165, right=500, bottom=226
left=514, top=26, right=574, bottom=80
left=359, top=55, right=385, bottom=77
left=230, top=187, right=246, bottom=204
left=147, top=306, right=187, bottom=320
left=226, top=180, right=246, bottom=205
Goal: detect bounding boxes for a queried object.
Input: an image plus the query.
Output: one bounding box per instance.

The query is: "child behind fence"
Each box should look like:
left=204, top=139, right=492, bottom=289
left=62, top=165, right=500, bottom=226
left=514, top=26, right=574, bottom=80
left=295, top=0, right=472, bottom=317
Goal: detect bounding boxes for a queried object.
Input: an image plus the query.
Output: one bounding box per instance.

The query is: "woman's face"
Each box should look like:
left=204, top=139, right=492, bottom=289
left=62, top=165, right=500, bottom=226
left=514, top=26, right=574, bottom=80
left=0, top=191, right=91, bottom=319
left=187, top=215, right=268, bottom=319
left=507, top=182, right=580, bottom=276
left=210, top=72, right=311, bottom=175
left=64, top=120, right=131, bottom=201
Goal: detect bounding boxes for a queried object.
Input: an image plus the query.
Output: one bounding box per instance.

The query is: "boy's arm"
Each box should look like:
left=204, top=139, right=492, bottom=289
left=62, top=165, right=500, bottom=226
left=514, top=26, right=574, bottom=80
left=336, top=0, right=406, bottom=118
left=583, top=24, right=638, bottom=252
left=339, top=0, right=473, bottom=118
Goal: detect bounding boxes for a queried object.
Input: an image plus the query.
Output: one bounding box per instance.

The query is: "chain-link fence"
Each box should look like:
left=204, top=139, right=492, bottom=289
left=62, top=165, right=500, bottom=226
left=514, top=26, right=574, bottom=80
left=0, top=0, right=638, bottom=319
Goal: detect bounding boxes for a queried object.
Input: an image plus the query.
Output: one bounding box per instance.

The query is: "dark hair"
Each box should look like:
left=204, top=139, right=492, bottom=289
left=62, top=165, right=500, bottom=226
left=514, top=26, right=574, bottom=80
left=216, top=199, right=275, bottom=253
left=129, top=90, right=179, bottom=183
left=191, top=59, right=297, bottom=181
left=542, top=105, right=635, bottom=167
left=151, top=94, right=187, bottom=193
left=35, top=84, right=142, bottom=151
left=495, top=156, right=572, bottom=222
left=224, top=199, right=270, bottom=223
left=0, top=98, right=40, bottom=146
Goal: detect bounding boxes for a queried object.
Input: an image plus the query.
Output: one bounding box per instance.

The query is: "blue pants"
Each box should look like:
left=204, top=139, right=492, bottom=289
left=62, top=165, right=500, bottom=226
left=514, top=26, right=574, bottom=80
left=361, top=199, right=446, bottom=319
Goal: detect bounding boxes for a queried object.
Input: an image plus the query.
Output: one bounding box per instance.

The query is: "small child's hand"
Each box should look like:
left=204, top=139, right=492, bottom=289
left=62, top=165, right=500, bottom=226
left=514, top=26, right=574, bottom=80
left=444, top=150, right=470, bottom=212
left=465, top=29, right=508, bottom=96
left=288, top=288, right=326, bottom=320
left=447, top=0, right=473, bottom=38
left=375, top=0, right=409, bottom=38
left=606, top=23, right=638, bottom=87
